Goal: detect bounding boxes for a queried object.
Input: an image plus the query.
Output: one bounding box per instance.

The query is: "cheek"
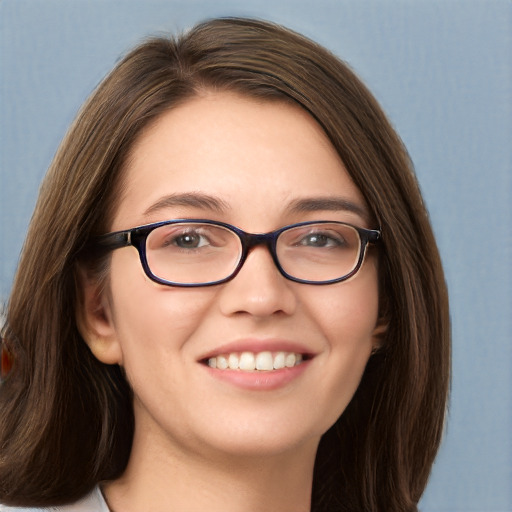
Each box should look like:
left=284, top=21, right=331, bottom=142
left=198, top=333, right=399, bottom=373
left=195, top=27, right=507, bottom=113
left=107, top=249, right=215, bottom=360
left=310, top=263, right=380, bottom=345
left=304, top=267, right=380, bottom=428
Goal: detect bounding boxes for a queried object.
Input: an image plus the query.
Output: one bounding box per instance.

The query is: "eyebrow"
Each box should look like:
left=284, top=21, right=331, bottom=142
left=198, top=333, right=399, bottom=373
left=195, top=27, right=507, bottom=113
left=287, top=197, right=370, bottom=223
left=143, top=192, right=231, bottom=217
left=143, top=192, right=370, bottom=223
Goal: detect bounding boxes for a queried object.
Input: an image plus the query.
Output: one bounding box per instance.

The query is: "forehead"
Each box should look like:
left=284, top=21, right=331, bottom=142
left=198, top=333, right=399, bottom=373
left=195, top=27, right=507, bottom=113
left=114, top=91, right=368, bottom=229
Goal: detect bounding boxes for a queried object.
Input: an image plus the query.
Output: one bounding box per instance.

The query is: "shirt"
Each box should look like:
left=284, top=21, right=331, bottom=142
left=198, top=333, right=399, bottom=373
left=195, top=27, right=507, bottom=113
left=0, top=487, right=109, bottom=512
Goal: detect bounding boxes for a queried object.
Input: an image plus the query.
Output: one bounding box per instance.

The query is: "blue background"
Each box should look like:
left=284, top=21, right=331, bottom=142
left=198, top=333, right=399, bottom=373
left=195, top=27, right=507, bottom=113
left=1, top=1, right=511, bottom=510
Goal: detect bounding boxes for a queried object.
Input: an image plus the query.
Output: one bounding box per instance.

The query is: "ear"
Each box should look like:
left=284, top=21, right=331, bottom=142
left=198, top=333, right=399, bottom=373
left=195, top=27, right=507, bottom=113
left=76, top=266, right=123, bottom=365
left=370, top=315, right=388, bottom=354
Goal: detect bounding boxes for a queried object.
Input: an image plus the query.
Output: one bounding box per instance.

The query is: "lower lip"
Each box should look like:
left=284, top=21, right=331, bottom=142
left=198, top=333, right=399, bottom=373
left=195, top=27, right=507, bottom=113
left=202, top=360, right=310, bottom=391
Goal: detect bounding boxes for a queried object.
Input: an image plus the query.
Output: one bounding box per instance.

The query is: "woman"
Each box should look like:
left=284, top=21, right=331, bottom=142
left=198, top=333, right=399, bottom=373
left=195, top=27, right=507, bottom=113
left=0, top=17, right=450, bottom=512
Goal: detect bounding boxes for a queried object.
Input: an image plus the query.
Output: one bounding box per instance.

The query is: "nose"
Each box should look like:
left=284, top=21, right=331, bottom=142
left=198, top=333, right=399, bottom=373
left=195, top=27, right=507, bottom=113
left=217, top=244, right=297, bottom=318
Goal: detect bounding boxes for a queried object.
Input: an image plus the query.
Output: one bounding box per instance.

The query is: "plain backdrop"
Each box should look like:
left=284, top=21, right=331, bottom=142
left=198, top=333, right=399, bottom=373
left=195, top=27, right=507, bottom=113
left=1, top=1, right=511, bottom=510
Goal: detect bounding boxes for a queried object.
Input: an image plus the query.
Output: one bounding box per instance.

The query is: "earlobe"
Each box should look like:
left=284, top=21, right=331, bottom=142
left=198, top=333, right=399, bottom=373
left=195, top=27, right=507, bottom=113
left=76, top=267, right=123, bottom=366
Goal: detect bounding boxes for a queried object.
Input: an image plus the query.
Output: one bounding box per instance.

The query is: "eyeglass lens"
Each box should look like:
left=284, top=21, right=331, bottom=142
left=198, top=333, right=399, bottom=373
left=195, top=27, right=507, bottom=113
left=144, top=222, right=362, bottom=285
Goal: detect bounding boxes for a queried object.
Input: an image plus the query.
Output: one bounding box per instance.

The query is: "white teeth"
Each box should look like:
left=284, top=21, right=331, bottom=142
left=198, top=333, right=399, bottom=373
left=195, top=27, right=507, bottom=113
left=273, top=352, right=285, bottom=369
left=285, top=353, right=296, bottom=368
left=216, top=355, right=228, bottom=370
left=207, top=351, right=305, bottom=371
left=255, top=351, right=273, bottom=371
left=239, top=352, right=256, bottom=370
left=228, top=353, right=239, bottom=370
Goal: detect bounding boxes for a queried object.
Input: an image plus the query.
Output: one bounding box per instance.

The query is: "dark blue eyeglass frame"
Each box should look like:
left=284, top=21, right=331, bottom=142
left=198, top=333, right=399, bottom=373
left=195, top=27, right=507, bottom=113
left=91, top=219, right=381, bottom=287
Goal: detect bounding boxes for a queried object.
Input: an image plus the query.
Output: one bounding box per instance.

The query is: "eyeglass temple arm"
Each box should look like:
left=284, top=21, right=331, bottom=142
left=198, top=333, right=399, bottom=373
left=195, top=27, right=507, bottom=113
left=84, top=230, right=132, bottom=257
left=366, top=228, right=381, bottom=243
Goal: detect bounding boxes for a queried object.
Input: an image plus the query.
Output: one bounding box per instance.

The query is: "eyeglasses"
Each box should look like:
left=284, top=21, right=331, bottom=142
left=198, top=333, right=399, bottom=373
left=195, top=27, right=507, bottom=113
left=92, top=219, right=381, bottom=287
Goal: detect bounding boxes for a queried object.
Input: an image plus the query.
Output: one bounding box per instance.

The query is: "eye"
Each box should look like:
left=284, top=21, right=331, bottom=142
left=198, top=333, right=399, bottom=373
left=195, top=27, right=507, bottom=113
left=297, top=231, right=346, bottom=248
left=162, top=229, right=213, bottom=250
left=171, top=231, right=209, bottom=249
left=148, top=223, right=235, bottom=253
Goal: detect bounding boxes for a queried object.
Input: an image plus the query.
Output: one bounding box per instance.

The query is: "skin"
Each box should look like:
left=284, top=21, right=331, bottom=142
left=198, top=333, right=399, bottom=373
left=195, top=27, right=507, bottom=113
left=81, top=91, right=382, bottom=512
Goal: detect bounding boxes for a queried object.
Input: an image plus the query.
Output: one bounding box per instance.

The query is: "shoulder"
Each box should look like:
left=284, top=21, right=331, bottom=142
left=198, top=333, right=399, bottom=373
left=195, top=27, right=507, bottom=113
left=0, top=487, right=109, bottom=512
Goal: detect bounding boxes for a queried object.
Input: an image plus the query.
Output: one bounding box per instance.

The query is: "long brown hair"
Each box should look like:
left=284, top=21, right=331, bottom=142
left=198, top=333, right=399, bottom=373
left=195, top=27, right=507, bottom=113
left=0, top=18, right=450, bottom=511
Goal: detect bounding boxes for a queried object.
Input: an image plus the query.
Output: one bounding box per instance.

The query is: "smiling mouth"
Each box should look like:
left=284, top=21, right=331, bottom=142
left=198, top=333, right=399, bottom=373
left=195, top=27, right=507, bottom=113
left=205, top=351, right=308, bottom=372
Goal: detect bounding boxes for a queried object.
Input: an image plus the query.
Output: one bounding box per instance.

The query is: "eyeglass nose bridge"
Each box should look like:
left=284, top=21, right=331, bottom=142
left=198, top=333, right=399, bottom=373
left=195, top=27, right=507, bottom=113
left=234, top=230, right=284, bottom=278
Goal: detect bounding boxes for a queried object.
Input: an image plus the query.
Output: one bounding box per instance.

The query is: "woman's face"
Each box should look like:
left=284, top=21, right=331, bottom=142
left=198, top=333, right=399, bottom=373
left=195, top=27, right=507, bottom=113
left=84, top=91, right=381, bottom=459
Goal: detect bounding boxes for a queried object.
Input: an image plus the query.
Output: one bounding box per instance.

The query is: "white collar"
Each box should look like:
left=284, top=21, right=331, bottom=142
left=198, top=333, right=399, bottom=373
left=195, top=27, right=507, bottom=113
left=52, top=487, right=109, bottom=512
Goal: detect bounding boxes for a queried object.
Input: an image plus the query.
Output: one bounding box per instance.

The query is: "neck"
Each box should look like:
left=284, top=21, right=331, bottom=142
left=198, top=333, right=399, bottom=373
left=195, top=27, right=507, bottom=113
left=103, top=422, right=318, bottom=512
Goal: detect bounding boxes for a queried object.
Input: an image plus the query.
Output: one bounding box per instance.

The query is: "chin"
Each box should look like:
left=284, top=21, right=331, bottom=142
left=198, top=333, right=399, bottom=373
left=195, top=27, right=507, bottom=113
left=190, top=415, right=328, bottom=461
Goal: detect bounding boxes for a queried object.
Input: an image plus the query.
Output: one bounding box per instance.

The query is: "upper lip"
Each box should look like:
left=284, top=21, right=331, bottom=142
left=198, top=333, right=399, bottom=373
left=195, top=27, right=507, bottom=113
left=198, top=339, right=317, bottom=362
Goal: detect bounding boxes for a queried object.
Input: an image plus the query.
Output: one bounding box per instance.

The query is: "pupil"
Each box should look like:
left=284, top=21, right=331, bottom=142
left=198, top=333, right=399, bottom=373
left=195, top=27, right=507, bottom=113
left=308, top=234, right=327, bottom=246
left=179, top=234, right=199, bottom=247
